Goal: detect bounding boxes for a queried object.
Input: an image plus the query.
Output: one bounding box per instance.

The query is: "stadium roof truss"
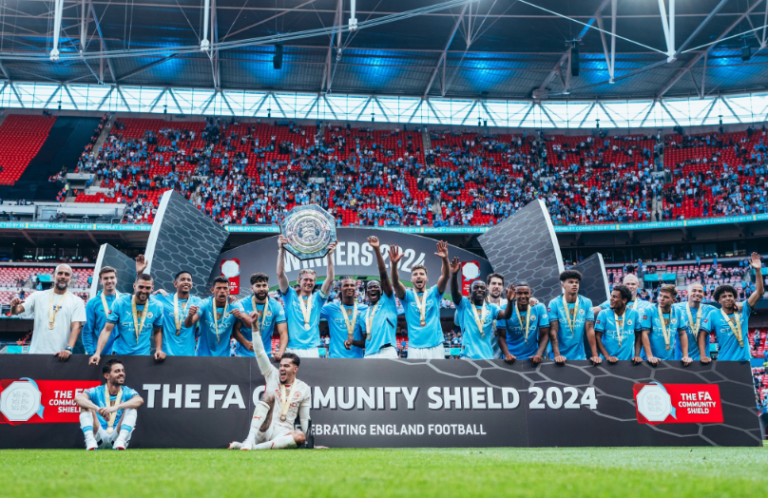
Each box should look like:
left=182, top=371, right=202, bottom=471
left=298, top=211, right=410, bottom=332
left=2, top=81, right=768, bottom=129
left=2, top=0, right=768, bottom=129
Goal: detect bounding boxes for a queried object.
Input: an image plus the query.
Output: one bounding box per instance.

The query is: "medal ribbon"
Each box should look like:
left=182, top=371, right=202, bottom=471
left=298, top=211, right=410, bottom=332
left=279, top=383, right=294, bottom=422
left=100, top=290, right=119, bottom=317
left=173, top=293, right=189, bottom=334
left=253, top=296, right=270, bottom=331
left=562, top=295, right=579, bottom=337
left=414, top=291, right=427, bottom=325
left=614, top=311, right=625, bottom=348
left=472, top=301, right=488, bottom=338
left=720, top=309, right=744, bottom=347
left=131, top=295, right=149, bottom=344
left=365, top=302, right=379, bottom=341
left=48, top=290, right=68, bottom=328
left=658, top=307, right=671, bottom=350
left=514, top=303, right=532, bottom=343
left=686, top=304, right=702, bottom=339
left=298, top=294, right=312, bottom=329
left=340, top=302, right=359, bottom=342
left=104, top=384, right=123, bottom=434
left=213, top=300, right=229, bottom=344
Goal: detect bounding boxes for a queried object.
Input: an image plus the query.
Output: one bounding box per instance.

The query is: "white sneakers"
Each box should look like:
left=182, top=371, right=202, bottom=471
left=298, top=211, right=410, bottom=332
left=228, top=440, right=254, bottom=450
left=85, top=437, right=98, bottom=451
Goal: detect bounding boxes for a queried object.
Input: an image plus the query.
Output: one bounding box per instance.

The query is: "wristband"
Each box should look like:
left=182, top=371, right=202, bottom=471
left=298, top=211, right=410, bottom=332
left=66, top=346, right=73, bottom=353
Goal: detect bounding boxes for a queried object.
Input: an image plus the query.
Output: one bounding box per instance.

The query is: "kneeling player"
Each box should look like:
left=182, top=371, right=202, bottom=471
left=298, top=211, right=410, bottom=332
left=229, top=310, right=311, bottom=450
left=74, top=359, right=144, bottom=450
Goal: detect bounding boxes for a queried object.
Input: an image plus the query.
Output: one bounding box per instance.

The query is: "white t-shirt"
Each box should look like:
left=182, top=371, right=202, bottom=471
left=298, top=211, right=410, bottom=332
left=23, top=289, right=87, bottom=354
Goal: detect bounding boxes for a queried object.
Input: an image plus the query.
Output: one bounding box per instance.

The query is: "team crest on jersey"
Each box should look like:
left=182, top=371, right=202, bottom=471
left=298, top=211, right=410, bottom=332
left=147, top=312, right=154, bottom=319
left=627, top=319, right=633, bottom=325
left=671, top=318, right=677, bottom=324
left=579, top=309, right=585, bottom=315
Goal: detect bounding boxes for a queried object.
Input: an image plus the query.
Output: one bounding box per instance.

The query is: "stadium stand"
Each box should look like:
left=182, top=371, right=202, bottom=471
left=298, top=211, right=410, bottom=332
left=0, top=115, right=56, bottom=185
left=67, top=117, right=768, bottom=228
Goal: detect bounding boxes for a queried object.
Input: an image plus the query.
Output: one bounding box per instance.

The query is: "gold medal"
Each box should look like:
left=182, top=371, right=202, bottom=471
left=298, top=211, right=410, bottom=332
left=562, top=295, right=579, bottom=337
left=213, top=300, right=229, bottom=344
left=686, top=304, right=702, bottom=339
left=100, top=290, right=119, bottom=317
left=297, top=294, right=312, bottom=331
left=658, top=307, right=672, bottom=352
left=472, top=302, right=488, bottom=338
left=48, top=290, right=68, bottom=330
left=614, top=311, right=625, bottom=348
left=253, top=296, right=270, bottom=332
left=414, top=290, right=428, bottom=327
left=104, top=384, right=123, bottom=435
left=340, top=302, right=359, bottom=343
left=173, top=293, right=189, bottom=336
left=131, top=295, right=150, bottom=344
left=279, top=383, right=294, bottom=424
left=720, top=309, right=744, bottom=347
left=365, top=302, right=379, bottom=341
left=420, top=319, right=426, bottom=327
left=514, top=303, right=532, bottom=343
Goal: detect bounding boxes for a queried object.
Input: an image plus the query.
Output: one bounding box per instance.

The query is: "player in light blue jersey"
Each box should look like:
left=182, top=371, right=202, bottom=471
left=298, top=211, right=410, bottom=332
left=321, top=276, right=366, bottom=358
left=89, top=274, right=166, bottom=364
left=450, top=257, right=514, bottom=360
left=75, top=359, right=144, bottom=450
left=594, top=284, right=643, bottom=362
left=673, top=282, right=717, bottom=361
left=234, top=273, right=288, bottom=359
left=277, top=235, right=337, bottom=358
left=345, top=237, right=399, bottom=358
left=152, top=271, right=204, bottom=356
left=640, top=284, right=692, bottom=365
left=185, top=276, right=251, bottom=357
left=548, top=270, right=599, bottom=364
left=703, top=252, right=764, bottom=362
left=391, top=241, right=451, bottom=359
left=594, top=273, right=651, bottom=315
left=498, top=282, right=550, bottom=364
left=82, top=266, right=121, bottom=355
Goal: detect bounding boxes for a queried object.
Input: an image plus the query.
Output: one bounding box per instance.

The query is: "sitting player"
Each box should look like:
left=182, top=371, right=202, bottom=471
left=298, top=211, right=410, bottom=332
left=229, top=309, right=311, bottom=451
left=74, top=359, right=144, bottom=450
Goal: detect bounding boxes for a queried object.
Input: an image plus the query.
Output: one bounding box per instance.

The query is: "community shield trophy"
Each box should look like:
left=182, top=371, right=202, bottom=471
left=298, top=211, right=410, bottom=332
left=279, top=204, right=337, bottom=260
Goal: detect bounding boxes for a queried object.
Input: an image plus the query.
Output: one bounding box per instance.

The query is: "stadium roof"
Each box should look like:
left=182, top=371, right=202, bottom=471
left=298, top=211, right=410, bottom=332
left=3, top=0, right=768, bottom=102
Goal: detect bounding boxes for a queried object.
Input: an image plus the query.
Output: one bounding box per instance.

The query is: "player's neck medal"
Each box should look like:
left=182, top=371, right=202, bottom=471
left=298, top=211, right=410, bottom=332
left=298, top=295, right=312, bottom=331
left=213, top=301, right=229, bottom=344
left=253, top=296, right=270, bottom=331
left=365, top=302, right=379, bottom=341
left=340, top=302, right=359, bottom=343
left=414, top=291, right=427, bottom=326
left=720, top=309, right=743, bottom=347
left=104, top=384, right=123, bottom=434
left=562, top=295, right=579, bottom=337
left=173, top=293, right=189, bottom=336
left=100, top=290, right=119, bottom=317
left=472, top=302, right=488, bottom=338
left=613, top=311, right=625, bottom=347
left=658, top=307, right=671, bottom=350
left=131, top=295, right=150, bottom=344
left=279, top=383, right=294, bottom=422
left=48, top=290, right=68, bottom=330
left=686, top=304, right=702, bottom=339
left=515, top=303, right=532, bottom=343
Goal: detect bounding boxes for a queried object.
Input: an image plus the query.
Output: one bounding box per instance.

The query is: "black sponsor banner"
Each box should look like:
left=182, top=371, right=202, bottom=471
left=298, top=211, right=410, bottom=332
left=0, top=356, right=761, bottom=448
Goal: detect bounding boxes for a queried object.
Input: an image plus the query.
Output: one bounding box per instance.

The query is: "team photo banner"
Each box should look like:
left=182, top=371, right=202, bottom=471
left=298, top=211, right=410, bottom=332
left=0, top=356, right=761, bottom=448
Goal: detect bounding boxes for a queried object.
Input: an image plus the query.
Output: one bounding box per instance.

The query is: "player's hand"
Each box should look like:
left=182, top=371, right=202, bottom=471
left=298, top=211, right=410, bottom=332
left=97, top=407, right=111, bottom=418
left=504, top=353, right=516, bottom=364
left=135, top=254, right=148, bottom=275
left=530, top=297, right=539, bottom=306
left=245, top=341, right=254, bottom=352
left=188, top=305, right=199, bottom=317
left=273, top=351, right=283, bottom=362
left=632, top=356, right=643, bottom=365
left=608, top=356, right=619, bottom=364
left=277, top=235, right=288, bottom=248
left=326, top=242, right=338, bottom=255
left=389, top=245, right=403, bottom=264
left=749, top=251, right=762, bottom=270
left=89, top=354, right=101, bottom=366
left=449, top=256, right=461, bottom=274
left=435, top=241, right=449, bottom=259
left=367, top=236, right=380, bottom=249
left=681, top=356, right=692, bottom=366
left=590, top=355, right=602, bottom=366
left=249, top=310, right=260, bottom=323
left=228, top=295, right=237, bottom=304
left=54, top=350, right=71, bottom=362
left=9, top=297, right=21, bottom=308
left=344, top=339, right=353, bottom=350
left=647, top=356, right=659, bottom=366
left=554, top=355, right=566, bottom=365
left=700, top=356, right=712, bottom=364
left=154, top=289, right=169, bottom=296
left=505, top=284, right=516, bottom=301
left=530, top=354, right=544, bottom=364
left=154, top=351, right=166, bottom=362
left=231, top=308, right=242, bottom=318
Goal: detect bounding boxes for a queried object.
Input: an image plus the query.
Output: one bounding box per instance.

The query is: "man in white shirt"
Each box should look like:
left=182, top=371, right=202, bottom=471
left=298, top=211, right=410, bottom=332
left=10, top=264, right=86, bottom=360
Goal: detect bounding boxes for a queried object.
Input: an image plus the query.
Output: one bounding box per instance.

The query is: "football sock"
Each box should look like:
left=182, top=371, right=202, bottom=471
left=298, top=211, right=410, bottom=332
left=252, top=435, right=297, bottom=450
left=244, top=401, right=271, bottom=445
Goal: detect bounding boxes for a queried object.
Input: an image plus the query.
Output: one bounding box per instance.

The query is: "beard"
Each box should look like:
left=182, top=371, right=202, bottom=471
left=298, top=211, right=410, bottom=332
left=55, top=281, right=68, bottom=291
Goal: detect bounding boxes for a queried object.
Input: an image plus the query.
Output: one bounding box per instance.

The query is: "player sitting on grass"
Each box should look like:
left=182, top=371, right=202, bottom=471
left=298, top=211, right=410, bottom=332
left=229, top=308, right=311, bottom=451
left=75, top=359, right=144, bottom=450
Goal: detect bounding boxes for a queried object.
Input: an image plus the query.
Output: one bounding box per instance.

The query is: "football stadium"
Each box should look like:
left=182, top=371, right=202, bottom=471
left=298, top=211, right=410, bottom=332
left=1, top=0, right=768, bottom=496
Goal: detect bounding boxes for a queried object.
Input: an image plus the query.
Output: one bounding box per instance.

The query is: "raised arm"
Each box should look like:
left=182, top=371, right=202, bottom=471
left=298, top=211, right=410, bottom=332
left=368, top=236, right=393, bottom=297
left=320, top=242, right=338, bottom=296
left=747, top=252, right=764, bottom=308
left=277, top=235, right=290, bottom=294
left=498, top=285, right=516, bottom=320
left=136, top=254, right=148, bottom=275
left=389, top=245, right=406, bottom=300
left=435, top=241, right=451, bottom=295
left=449, top=257, right=462, bottom=306
left=250, top=311, right=275, bottom=377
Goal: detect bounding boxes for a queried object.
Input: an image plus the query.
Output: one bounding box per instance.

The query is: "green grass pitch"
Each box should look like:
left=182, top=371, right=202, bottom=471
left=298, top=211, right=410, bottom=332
left=2, top=447, right=767, bottom=497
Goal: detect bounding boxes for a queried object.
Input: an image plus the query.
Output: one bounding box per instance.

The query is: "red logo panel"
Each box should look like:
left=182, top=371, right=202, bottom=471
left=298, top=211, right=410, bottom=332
left=0, top=379, right=101, bottom=425
left=633, top=383, right=723, bottom=424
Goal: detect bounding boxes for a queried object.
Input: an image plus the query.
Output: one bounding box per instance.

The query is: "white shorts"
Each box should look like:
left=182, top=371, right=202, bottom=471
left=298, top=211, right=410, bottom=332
left=365, top=345, right=398, bottom=359
left=259, top=424, right=293, bottom=443
left=94, top=425, right=120, bottom=449
left=408, top=345, right=446, bottom=359
left=286, top=347, right=320, bottom=358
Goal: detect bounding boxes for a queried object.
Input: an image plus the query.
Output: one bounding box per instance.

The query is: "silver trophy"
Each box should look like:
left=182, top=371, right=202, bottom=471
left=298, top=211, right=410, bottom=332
left=279, top=204, right=337, bottom=260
